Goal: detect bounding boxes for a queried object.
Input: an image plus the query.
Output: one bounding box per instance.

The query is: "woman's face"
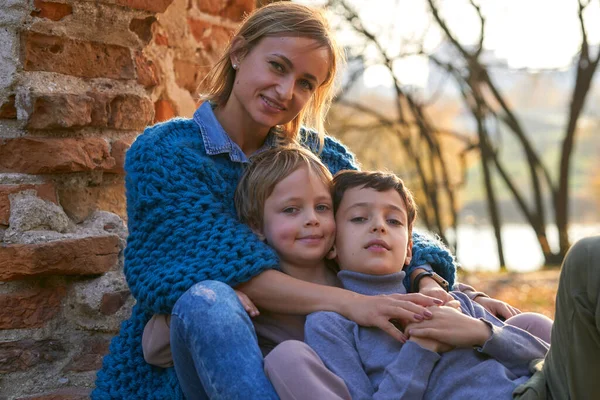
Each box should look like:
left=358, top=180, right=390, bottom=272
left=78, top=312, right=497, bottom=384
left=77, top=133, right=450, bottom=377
left=229, top=36, right=331, bottom=133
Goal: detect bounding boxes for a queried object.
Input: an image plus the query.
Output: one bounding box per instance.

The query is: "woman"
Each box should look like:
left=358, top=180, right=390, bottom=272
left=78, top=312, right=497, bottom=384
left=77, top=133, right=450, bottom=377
left=93, top=3, right=457, bottom=399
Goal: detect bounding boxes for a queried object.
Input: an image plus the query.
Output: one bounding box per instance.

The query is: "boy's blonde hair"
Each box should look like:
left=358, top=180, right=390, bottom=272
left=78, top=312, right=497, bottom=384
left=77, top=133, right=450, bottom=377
left=200, top=2, right=344, bottom=147
left=332, top=170, right=418, bottom=235
left=235, top=145, right=333, bottom=231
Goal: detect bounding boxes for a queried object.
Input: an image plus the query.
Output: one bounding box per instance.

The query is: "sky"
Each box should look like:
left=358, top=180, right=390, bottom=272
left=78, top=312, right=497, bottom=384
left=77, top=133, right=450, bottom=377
left=297, top=0, right=600, bottom=88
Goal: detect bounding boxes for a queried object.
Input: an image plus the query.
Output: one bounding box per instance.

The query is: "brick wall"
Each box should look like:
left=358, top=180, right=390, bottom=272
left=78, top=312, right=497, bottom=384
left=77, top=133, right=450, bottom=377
left=0, top=1, right=253, bottom=398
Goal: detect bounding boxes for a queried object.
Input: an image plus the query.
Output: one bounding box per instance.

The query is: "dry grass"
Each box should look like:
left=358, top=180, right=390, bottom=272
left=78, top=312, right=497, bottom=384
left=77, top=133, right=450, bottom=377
left=458, top=269, right=560, bottom=319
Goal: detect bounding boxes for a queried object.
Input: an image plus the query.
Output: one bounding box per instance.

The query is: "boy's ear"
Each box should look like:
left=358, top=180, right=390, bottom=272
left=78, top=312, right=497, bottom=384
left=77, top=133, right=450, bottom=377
left=326, top=244, right=337, bottom=260
left=404, top=238, right=413, bottom=265
left=229, top=36, right=248, bottom=68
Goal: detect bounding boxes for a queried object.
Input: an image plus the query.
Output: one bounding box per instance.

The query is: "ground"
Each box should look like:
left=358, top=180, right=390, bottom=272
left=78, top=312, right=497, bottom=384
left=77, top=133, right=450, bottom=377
left=459, top=269, right=560, bottom=319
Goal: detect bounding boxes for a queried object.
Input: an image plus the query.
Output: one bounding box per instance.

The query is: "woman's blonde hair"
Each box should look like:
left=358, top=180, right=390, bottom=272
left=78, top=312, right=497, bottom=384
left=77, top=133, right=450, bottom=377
left=200, top=2, right=344, bottom=147
left=235, top=145, right=333, bottom=231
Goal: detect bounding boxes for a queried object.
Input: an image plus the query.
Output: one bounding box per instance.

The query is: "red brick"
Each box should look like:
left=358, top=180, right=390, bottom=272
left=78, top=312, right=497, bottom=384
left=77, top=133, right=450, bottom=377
left=0, top=339, right=66, bottom=374
left=0, top=137, right=115, bottom=174
left=22, top=32, right=134, bottom=80
left=108, top=94, right=154, bottom=130
left=0, top=235, right=120, bottom=281
left=31, top=0, right=73, bottom=21
left=129, top=16, right=156, bottom=44
left=63, top=337, right=111, bottom=372
left=115, top=0, right=174, bottom=13
left=0, top=94, right=17, bottom=119
left=155, top=32, right=169, bottom=46
left=0, top=183, right=58, bottom=226
left=58, top=182, right=126, bottom=223
left=100, top=289, right=131, bottom=315
left=187, top=18, right=233, bottom=51
left=26, top=93, right=93, bottom=130
left=0, top=287, right=66, bottom=329
left=174, top=59, right=209, bottom=94
left=196, top=0, right=253, bottom=21
left=154, top=98, right=176, bottom=123
left=107, top=138, right=134, bottom=174
left=134, top=51, right=159, bottom=88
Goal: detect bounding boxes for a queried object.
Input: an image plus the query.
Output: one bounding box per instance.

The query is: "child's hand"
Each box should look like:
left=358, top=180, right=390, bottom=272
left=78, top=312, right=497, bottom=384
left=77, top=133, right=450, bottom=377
left=474, top=296, right=520, bottom=321
left=345, top=293, right=444, bottom=342
left=419, top=280, right=455, bottom=305
left=406, top=306, right=492, bottom=348
left=235, top=290, right=259, bottom=318
left=406, top=324, right=454, bottom=353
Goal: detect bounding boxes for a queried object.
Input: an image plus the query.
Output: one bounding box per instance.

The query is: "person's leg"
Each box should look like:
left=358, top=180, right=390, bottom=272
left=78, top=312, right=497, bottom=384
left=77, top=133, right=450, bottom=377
left=543, top=236, right=600, bottom=399
left=505, top=312, right=553, bottom=343
left=171, top=281, right=279, bottom=400
left=264, top=340, right=351, bottom=400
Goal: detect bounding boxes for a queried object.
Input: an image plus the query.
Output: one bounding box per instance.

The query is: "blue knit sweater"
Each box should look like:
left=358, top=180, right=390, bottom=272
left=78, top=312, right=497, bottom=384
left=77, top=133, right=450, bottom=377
left=92, top=117, right=457, bottom=399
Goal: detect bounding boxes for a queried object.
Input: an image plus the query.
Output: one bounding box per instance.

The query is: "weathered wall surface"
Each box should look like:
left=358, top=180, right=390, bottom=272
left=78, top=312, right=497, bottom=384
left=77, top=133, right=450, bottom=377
left=0, top=1, right=252, bottom=398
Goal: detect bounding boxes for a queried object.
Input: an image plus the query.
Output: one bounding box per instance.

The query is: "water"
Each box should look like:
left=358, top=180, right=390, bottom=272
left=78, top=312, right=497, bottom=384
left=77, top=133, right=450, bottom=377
left=451, top=224, right=600, bottom=272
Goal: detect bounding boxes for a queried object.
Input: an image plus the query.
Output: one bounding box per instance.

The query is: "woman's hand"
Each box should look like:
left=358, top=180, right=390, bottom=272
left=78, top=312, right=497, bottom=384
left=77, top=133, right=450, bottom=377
left=344, top=292, right=444, bottom=342
left=407, top=306, right=492, bottom=348
left=474, top=296, right=520, bottom=321
left=235, top=290, right=259, bottom=318
left=406, top=323, right=454, bottom=353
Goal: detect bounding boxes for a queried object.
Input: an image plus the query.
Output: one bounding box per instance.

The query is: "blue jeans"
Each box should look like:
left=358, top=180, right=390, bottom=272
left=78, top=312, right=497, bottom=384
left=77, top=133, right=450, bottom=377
left=171, top=281, right=279, bottom=400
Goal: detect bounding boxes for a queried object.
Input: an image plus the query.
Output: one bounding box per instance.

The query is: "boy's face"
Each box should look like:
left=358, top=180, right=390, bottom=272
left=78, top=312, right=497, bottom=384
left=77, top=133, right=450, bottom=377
left=334, top=187, right=412, bottom=275
left=259, top=166, right=335, bottom=266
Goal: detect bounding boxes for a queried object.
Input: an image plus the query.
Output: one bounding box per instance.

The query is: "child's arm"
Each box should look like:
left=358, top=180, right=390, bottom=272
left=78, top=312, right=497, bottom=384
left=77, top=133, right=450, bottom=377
left=305, top=312, right=440, bottom=400
left=407, top=293, right=549, bottom=377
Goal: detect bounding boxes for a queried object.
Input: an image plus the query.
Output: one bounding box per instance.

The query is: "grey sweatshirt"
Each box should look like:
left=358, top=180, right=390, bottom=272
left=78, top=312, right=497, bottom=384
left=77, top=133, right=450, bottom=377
left=305, top=270, right=549, bottom=400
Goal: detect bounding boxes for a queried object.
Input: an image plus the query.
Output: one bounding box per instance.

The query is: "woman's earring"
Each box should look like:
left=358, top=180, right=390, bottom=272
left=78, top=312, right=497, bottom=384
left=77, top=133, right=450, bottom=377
left=232, top=63, right=238, bottom=70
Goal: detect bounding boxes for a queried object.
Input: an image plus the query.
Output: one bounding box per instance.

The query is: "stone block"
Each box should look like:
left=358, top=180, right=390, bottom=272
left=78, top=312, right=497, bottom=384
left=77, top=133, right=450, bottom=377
left=0, top=183, right=57, bottom=225
left=0, top=94, right=17, bottom=119
left=70, top=270, right=134, bottom=332
left=154, top=98, right=176, bottom=123
left=16, top=388, right=91, bottom=400
left=0, top=137, right=116, bottom=174
left=0, top=286, right=66, bottom=329
left=174, top=59, right=208, bottom=94
left=115, top=0, right=174, bottom=13
left=26, top=93, right=93, bottom=130
left=0, top=235, right=120, bottom=281
left=22, top=32, right=135, bottom=80
left=6, top=189, right=71, bottom=234
left=31, top=0, right=73, bottom=21
left=0, top=339, right=65, bottom=374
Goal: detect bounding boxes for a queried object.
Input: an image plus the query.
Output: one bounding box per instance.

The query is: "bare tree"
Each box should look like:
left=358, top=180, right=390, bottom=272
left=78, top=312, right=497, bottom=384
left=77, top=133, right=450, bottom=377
left=326, top=0, right=599, bottom=267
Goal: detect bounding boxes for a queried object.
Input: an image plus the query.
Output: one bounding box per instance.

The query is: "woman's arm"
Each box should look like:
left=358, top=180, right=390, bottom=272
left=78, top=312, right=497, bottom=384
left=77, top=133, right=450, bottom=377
left=239, top=270, right=442, bottom=342
left=124, top=121, right=279, bottom=314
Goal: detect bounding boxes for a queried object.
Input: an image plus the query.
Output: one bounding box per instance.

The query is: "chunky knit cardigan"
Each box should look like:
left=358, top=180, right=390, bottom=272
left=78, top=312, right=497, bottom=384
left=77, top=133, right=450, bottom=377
left=92, top=118, right=457, bottom=399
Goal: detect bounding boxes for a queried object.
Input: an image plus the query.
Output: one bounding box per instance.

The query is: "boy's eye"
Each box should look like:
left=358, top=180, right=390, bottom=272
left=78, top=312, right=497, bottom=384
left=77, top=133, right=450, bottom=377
left=316, top=204, right=331, bottom=212
left=283, top=207, right=298, bottom=214
left=387, top=219, right=403, bottom=226
left=350, top=217, right=367, bottom=223
left=269, top=61, right=285, bottom=72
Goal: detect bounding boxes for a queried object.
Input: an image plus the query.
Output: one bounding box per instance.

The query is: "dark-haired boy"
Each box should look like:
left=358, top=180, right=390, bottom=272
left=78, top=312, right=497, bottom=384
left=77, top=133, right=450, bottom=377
left=305, top=170, right=600, bottom=399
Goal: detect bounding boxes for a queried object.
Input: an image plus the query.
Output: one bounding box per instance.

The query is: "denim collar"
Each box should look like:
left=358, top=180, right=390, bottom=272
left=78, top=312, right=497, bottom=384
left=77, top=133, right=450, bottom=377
left=193, top=102, right=276, bottom=163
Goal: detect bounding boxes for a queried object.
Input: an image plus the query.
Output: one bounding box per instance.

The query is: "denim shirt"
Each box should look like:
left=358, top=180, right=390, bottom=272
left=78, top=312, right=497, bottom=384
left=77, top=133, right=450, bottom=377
left=193, top=102, right=276, bottom=163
